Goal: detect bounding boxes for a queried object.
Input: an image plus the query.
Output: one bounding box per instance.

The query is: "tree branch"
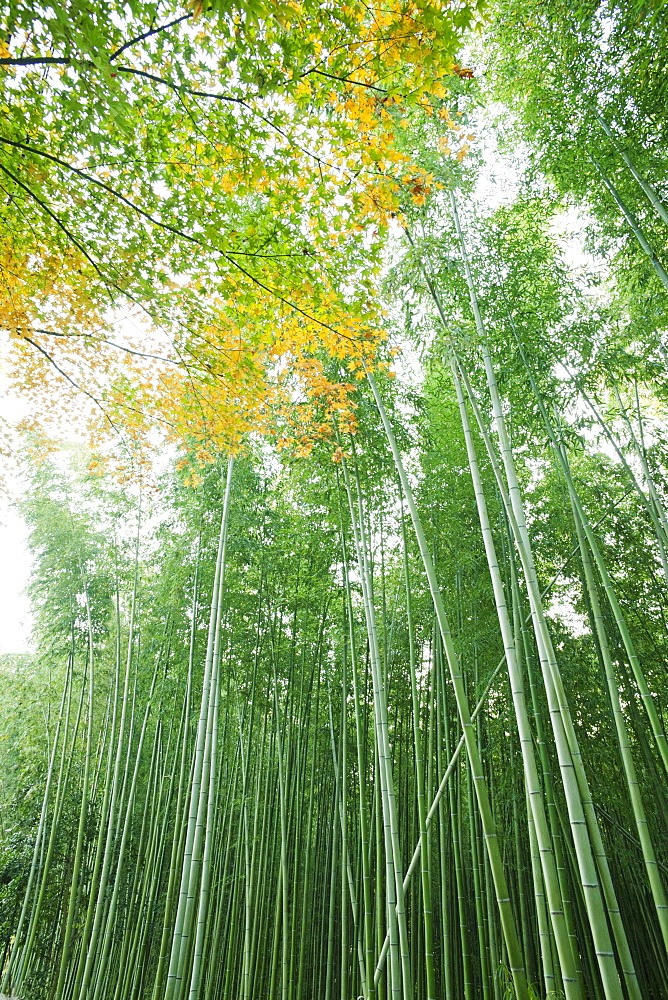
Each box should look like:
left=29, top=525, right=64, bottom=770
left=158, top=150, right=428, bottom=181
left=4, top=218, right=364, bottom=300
left=0, top=162, right=109, bottom=284
left=114, top=65, right=244, bottom=103
left=19, top=335, right=121, bottom=434
left=27, top=327, right=180, bottom=367
left=0, top=56, right=68, bottom=65
left=302, top=67, right=387, bottom=93
left=0, top=139, right=306, bottom=260
left=109, top=14, right=193, bottom=62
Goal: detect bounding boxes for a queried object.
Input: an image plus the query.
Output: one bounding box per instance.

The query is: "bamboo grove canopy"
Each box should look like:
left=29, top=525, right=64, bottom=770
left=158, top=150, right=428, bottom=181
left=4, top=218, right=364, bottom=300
left=1, top=2, right=668, bottom=1000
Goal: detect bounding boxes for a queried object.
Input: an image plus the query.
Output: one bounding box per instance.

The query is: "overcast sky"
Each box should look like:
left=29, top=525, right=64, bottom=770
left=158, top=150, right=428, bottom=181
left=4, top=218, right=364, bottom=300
left=0, top=357, right=33, bottom=655
left=0, top=498, right=32, bottom=655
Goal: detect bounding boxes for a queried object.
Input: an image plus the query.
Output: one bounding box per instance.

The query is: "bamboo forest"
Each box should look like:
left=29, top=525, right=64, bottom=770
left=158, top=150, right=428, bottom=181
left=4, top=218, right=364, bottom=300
left=2, top=2, right=668, bottom=1000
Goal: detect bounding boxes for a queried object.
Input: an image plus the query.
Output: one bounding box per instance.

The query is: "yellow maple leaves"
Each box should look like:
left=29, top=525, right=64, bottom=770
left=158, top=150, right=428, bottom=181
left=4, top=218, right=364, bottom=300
left=436, top=114, right=477, bottom=163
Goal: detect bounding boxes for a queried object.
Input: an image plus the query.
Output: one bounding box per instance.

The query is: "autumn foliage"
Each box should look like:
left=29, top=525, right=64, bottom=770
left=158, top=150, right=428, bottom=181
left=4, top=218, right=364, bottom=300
left=0, top=0, right=485, bottom=464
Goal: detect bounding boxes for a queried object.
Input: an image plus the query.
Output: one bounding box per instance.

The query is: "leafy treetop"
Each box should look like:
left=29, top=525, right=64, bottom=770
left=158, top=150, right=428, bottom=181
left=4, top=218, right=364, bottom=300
left=0, top=0, right=485, bottom=468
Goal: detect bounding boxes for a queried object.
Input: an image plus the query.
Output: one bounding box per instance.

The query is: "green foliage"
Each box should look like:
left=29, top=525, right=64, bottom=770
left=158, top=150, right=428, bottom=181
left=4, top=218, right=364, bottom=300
left=483, top=0, right=668, bottom=319
left=3, top=5, right=668, bottom=1000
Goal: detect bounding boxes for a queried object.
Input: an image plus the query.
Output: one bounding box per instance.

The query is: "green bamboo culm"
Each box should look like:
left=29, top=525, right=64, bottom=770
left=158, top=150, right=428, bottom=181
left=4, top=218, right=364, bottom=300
left=164, top=454, right=234, bottom=1000
left=365, top=366, right=529, bottom=1000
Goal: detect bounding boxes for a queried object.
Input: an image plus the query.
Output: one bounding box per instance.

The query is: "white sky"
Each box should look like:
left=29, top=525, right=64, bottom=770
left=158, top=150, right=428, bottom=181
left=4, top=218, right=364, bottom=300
left=0, top=495, right=33, bottom=655
left=0, top=370, right=33, bottom=655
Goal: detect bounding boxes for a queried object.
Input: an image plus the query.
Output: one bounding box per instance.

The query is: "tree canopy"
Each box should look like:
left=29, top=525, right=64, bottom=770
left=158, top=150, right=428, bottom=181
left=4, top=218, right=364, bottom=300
left=1, top=0, right=484, bottom=459
left=2, top=3, right=668, bottom=1000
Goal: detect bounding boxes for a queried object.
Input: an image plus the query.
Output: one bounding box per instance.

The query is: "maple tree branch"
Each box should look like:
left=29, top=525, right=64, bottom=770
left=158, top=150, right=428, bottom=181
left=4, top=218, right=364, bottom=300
left=221, top=256, right=357, bottom=346
left=16, top=329, right=194, bottom=442
left=0, top=162, right=110, bottom=285
left=0, top=136, right=183, bottom=232
left=19, top=334, right=121, bottom=434
left=175, top=85, right=342, bottom=176
left=0, top=51, right=388, bottom=185
left=28, top=328, right=180, bottom=367
left=2, top=13, right=194, bottom=71
left=109, top=13, right=193, bottom=62
left=114, top=65, right=244, bottom=103
left=1, top=157, right=355, bottom=350
left=0, top=135, right=206, bottom=247
left=4, top=158, right=325, bottom=397
left=235, top=100, right=333, bottom=167
left=35, top=321, right=244, bottom=412
left=0, top=137, right=305, bottom=259
left=302, top=67, right=387, bottom=93
left=0, top=53, right=244, bottom=106
left=186, top=329, right=262, bottom=374
left=2, top=174, right=351, bottom=361
left=0, top=163, right=177, bottom=322
left=0, top=56, right=69, bottom=65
